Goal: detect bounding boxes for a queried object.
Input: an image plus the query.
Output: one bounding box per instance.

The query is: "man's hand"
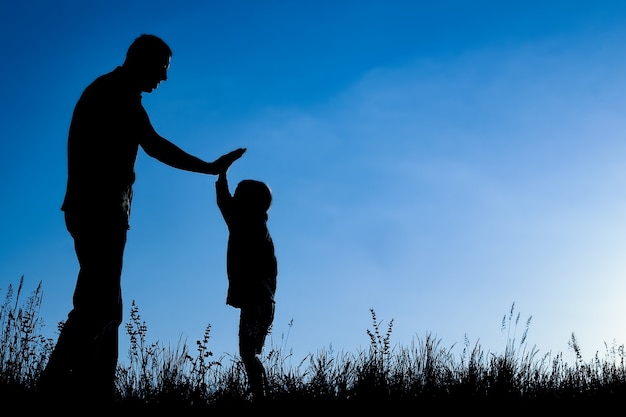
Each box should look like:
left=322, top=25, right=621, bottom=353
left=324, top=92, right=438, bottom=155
left=211, top=148, right=247, bottom=174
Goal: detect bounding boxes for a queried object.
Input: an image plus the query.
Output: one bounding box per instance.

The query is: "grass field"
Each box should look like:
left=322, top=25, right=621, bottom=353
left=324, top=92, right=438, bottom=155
left=2, top=276, right=625, bottom=412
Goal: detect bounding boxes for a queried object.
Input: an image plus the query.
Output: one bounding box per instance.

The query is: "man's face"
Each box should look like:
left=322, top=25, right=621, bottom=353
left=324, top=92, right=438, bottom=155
left=140, top=55, right=171, bottom=93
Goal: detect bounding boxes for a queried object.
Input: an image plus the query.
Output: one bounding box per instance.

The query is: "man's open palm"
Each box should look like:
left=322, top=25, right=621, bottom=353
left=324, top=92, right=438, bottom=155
left=213, top=148, right=247, bottom=174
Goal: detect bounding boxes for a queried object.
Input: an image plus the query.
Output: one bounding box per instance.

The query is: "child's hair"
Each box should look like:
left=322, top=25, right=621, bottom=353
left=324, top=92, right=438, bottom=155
left=234, top=179, right=272, bottom=212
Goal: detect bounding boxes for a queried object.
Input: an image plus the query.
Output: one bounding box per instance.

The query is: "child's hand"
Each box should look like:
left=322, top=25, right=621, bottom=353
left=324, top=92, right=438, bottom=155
left=212, top=148, right=246, bottom=174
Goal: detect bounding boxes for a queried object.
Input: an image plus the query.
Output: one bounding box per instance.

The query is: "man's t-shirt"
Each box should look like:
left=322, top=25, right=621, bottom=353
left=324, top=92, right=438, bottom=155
left=62, top=66, right=153, bottom=222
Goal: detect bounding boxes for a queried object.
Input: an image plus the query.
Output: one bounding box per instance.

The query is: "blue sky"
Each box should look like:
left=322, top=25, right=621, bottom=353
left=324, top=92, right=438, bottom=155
left=3, top=1, right=626, bottom=365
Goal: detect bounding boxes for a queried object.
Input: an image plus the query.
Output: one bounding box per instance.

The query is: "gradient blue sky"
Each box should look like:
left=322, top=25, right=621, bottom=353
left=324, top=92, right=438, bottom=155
left=3, top=1, right=626, bottom=364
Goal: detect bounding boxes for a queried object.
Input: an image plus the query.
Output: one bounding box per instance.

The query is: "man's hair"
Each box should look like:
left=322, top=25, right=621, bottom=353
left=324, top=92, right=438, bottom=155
left=125, top=34, right=172, bottom=65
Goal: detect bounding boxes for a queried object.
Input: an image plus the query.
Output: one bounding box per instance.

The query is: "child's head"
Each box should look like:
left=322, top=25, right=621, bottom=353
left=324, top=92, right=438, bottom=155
left=233, top=179, right=272, bottom=213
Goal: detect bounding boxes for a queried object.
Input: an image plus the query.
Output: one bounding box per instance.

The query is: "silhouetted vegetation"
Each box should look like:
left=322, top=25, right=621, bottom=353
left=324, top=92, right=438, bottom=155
left=2, top=276, right=625, bottom=412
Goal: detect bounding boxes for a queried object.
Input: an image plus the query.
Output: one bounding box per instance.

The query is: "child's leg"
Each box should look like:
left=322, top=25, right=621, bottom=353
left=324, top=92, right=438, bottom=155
left=239, top=300, right=275, bottom=398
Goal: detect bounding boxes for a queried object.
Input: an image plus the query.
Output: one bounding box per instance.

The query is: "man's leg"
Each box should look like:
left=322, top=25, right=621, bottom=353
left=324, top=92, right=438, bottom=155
left=38, top=211, right=126, bottom=405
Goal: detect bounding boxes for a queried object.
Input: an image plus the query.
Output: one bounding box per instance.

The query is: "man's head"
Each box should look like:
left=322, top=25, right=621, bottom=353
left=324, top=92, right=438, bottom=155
left=123, top=34, right=172, bottom=93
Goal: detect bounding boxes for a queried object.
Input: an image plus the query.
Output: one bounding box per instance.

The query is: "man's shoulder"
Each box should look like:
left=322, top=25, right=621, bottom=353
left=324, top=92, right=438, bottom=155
left=85, top=67, right=131, bottom=94
left=78, top=67, right=138, bottom=108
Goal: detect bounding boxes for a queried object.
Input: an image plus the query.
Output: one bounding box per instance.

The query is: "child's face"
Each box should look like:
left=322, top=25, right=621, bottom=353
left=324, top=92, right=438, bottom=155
left=233, top=188, right=250, bottom=206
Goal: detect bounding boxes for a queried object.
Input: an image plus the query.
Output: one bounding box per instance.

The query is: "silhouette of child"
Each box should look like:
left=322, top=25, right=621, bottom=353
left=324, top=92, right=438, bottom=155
left=215, top=167, right=277, bottom=400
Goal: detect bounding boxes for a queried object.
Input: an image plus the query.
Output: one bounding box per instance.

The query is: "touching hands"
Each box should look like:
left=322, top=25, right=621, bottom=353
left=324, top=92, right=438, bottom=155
left=212, top=148, right=247, bottom=174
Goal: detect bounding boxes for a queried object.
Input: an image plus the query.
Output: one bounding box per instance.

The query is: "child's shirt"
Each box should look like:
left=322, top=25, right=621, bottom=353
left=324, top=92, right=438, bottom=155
left=216, top=175, right=277, bottom=308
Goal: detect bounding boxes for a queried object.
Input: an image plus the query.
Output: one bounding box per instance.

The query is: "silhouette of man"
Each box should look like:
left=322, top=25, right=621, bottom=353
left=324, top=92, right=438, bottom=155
left=37, top=34, right=246, bottom=406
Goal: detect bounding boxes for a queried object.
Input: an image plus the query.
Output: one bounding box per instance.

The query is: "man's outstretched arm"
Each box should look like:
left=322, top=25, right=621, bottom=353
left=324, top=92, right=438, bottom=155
left=141, top=133, right=246, bottom=175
